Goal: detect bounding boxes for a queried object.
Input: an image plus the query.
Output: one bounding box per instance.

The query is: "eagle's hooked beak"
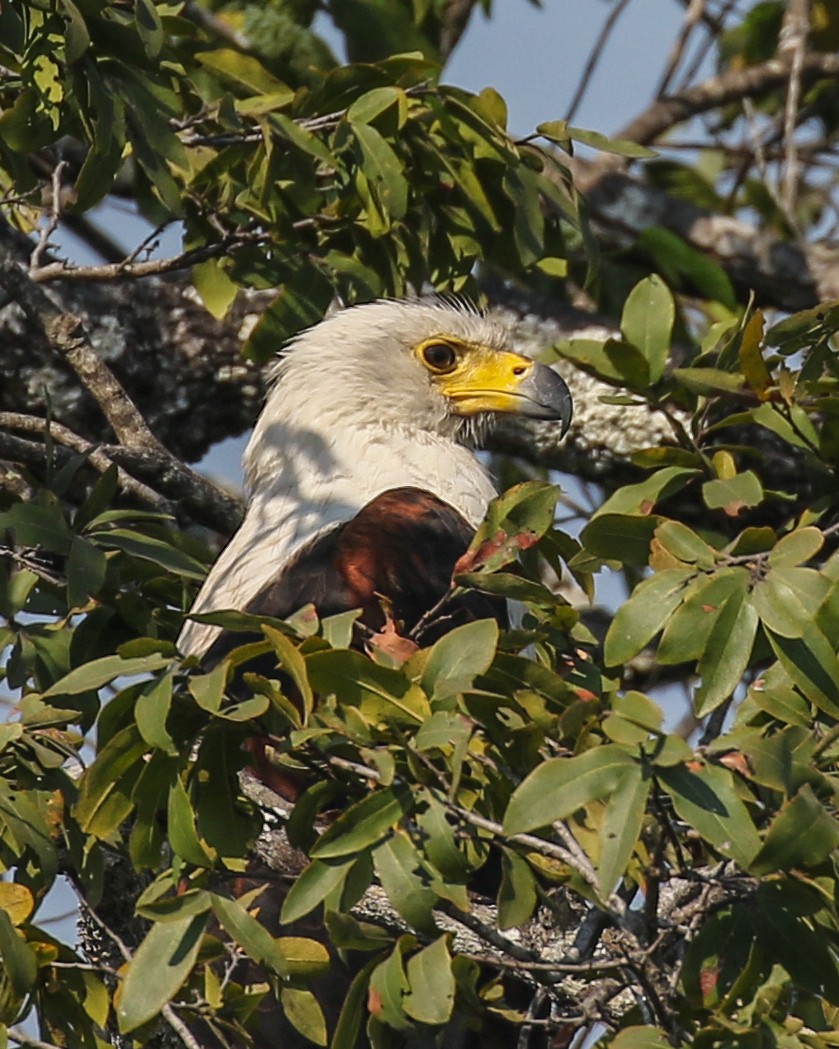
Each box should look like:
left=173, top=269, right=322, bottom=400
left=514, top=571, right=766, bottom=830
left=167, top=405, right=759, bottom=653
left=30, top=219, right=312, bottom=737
left=434, top=345, right=573, bottom=437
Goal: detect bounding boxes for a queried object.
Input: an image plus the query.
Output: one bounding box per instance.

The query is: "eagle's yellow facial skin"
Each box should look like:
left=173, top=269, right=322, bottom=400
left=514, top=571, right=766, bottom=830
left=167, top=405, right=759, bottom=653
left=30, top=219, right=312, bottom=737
left=415, top=337, right=536, bottom=416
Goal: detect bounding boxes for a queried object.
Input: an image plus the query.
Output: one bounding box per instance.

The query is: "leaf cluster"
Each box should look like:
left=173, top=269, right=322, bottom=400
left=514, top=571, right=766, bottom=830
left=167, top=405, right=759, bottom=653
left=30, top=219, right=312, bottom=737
left=0, top=0, right=581, bottom=354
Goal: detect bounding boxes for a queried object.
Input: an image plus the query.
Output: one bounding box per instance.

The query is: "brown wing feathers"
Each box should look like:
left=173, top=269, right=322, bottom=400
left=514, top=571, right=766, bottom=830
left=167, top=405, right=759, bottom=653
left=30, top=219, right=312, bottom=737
left=252, top=486, right=504, bottom=639
left=204, top=486, right=505, bottom=667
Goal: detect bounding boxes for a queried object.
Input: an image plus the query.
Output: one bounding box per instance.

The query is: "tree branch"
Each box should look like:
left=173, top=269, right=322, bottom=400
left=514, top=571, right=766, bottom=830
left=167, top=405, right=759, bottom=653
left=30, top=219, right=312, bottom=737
left=0, top=252, right=243, bottom=533
left=617, top=51, right=839, bottom=147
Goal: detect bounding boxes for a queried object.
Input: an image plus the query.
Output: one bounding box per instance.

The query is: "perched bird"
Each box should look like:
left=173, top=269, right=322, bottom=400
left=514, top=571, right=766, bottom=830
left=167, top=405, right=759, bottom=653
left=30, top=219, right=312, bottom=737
left=178, top=298, right=572, bottom=661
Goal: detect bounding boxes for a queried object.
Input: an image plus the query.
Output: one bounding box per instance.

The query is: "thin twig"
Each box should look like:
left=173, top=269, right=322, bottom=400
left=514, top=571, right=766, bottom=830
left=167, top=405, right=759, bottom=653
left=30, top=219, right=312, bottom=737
left=161, top=1004, right=206, bottom=1049
left=656, top=0, right=706, bottom=99
left=28, top=229, right=269, bottom=284
left=7, top=1029, right=66, bottom=1049
left=564, top=0, right=633, bottom=125
left=30, top=160, right=68, bottom=270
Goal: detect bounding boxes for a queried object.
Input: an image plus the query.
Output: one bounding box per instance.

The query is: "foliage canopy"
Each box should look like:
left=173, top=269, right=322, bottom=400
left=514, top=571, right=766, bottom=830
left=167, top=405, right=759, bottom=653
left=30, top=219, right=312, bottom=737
left=2, top=2, right=839, bottom=1049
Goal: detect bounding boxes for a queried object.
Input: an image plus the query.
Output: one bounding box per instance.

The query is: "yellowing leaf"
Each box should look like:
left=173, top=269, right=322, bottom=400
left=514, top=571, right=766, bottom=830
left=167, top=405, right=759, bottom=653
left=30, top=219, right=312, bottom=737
left=0, top=884, right=33, bottom=927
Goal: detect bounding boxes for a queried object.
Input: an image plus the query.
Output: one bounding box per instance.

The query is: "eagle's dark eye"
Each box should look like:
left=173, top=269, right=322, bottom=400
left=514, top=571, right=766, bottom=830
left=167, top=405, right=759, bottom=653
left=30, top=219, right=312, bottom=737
left=421, top=341, right=457, bottom=373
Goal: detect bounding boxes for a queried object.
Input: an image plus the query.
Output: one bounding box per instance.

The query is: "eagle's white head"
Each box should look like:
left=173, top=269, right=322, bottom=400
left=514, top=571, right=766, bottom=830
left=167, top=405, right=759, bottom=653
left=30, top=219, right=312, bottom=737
left=179, top=299, right=571, bottom=658
left=244, top=299, right=571, bottom=491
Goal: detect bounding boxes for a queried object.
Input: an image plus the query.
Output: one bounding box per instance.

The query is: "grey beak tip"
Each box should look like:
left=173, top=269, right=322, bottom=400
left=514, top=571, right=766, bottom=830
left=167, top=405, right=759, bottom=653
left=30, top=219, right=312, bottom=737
left=528, top=362, right=573, bottom=436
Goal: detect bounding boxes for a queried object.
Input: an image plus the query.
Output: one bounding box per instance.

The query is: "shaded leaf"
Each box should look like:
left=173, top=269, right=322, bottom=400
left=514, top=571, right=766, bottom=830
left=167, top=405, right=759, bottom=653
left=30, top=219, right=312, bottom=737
left=657, top=763, right=760, bottom=867
left=750, top=785, right=839, bottom=875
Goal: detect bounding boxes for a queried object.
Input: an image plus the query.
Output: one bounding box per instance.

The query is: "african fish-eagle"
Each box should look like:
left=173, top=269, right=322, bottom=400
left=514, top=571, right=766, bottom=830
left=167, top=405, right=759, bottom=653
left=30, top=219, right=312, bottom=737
left=178, top=299, right=572, bottom=659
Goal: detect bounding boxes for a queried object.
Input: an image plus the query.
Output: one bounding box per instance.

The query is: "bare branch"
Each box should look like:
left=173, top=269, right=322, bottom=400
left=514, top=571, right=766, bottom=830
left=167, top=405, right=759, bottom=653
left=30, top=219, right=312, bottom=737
left=0, top=412, right=172, bottom=512
left=0, top=253, right=243, bottom=534
left=30, top=160, right=68, bottom=271
left=777, top=0, right=811, bottom=227
left=29, top=230, right=270, bottom=285
left=618, top=52, right=839, bottom=147
left=439, top=0, right=480, bottom=60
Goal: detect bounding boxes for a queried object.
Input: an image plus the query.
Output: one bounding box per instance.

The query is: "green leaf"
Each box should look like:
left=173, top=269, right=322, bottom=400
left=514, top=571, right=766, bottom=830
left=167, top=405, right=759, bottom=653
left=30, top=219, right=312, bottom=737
left=192, top=258, right=238, bottom=320
left=196, top=48, right=292, bottom=97
left=681, top=906, right=756, bottom=1009
left=188, top=659, right=228, bottom=714
left=42, top=652, right=170, bottom=698
left=351, top=121, right=408, bottom=221
left=421, top=619, right=498, bottom=701
left=657, top=762, right=760, bottom=867
left=135, top=0, right=163, bottom=58
left=281, top=987, right=327, bottom=1047
left=136, top=889, right=212, bottom=922
left=280, top=858, right=355, bottom=923
left=536, top=119, right=570, bottom=147
left=0, top=500, right=72, bottom=554
left=597, top=764, right=650, bottom=896
left=346, top=86, right=406, bottom=128
left=135, top=672, right=176, bottom=754
left=333, top=961, right=378, bottom=1049
left=244, top=268, right=333, bottom=363
left=754, top=881, right=839, bottom=1003
left=498, top=849, right=537, bottom=930
left=769, top=527, right=824, bottom=567
left=580, top=514, right=660, bottom=566
left=596, top=468, right=701, bottom=518
left=413, top=711, right=472, bottom=752
left=311, top=787, right=412, bottom=859
left=750, top=785, right=839, bottom=876
left=263, top=625, right=313, bottom=719
left=766, top=623, right=839, bottom=718
left=752, top=567, right=825, bottom=638
left=117, top=914, right=206, bottom=1033
left=610, top=1027, right=672, bottom=1049
left=702, top=471, right=764, bottom=516
left=369, top=941, right=411, bottom=1031
left=603, top=568, right=694, bottom=666
left=75, top=725, right=148, bottom=836
left=59, top=0, right=91, bottom=62
left=0, top=909, right=37, bottom=998
left=66, top=535, right=107, bottom=607
left=694, top=584, right=758, bottom=716
left=87, top=528, right=206, bottom=579
left=277, top=937, right=331, bottom=980
left=654, top=520, right=716, bottom=567
left=556, top=337, right=649, bottom=389
left=210, top=893, right=289, bottom=975
left=672, top=367, right=745, bottom=395
left=657, top=568, right=749, bottom=665
left=167, top=777, right=215, bottom=867
left=373, top=834, right=436, bottom=932
left=403, top=937, right=455, bottom=1025
left=567, top=126, right=657, bottom=158
left=620, top=274, right=675, bottom=383
left=504, top=745, right=637, bottom=836
left=738, top=309, right=772, bottom=398
left=306, top=649, right=428, bottom=725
